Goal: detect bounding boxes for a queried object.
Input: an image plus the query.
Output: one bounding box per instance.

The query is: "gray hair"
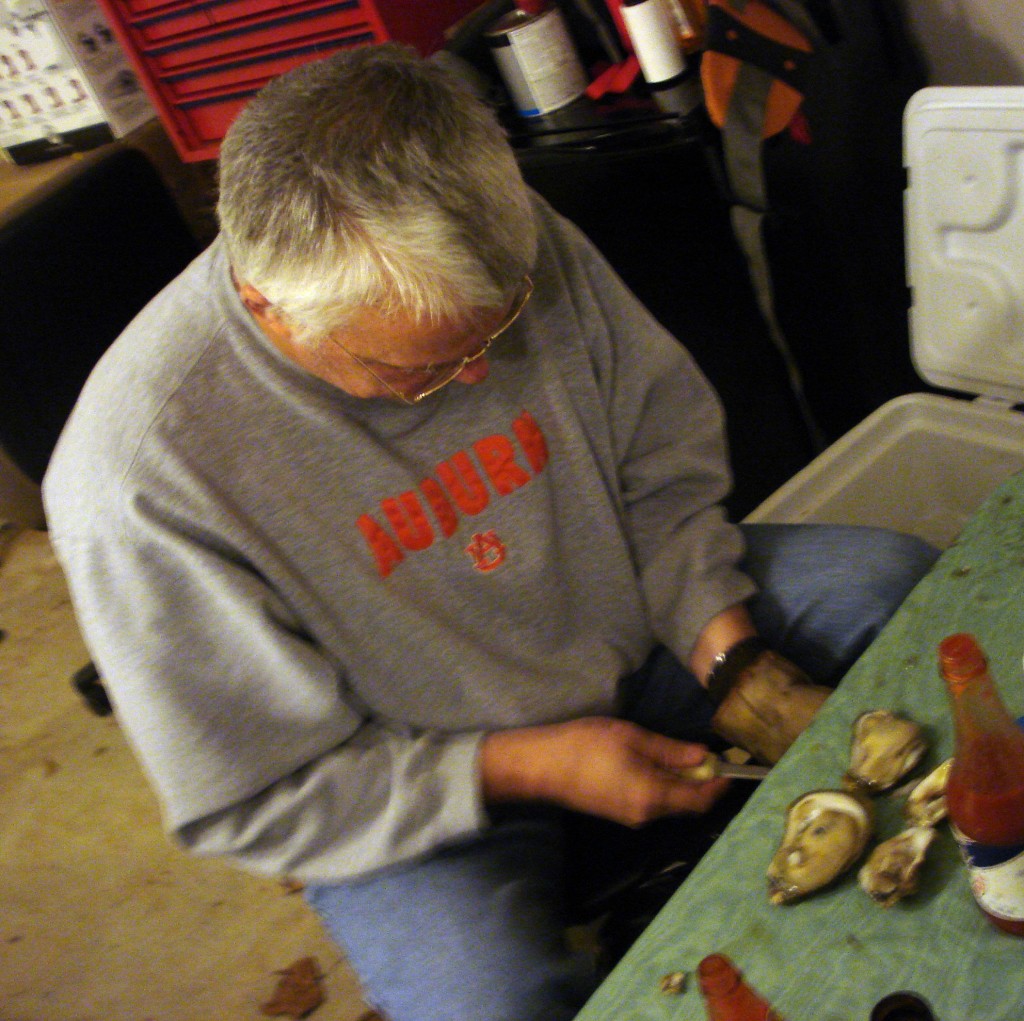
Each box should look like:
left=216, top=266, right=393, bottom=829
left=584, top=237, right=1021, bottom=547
left=217, top=44, right=537, bottom=340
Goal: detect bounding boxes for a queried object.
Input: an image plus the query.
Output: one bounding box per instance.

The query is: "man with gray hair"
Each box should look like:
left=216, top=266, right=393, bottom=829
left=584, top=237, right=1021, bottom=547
left=44, top=44, right=937, bottom=1020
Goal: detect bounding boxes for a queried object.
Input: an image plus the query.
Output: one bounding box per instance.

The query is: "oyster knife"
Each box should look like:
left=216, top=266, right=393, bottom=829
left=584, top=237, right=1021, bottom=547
left=713, top=761, right=771, bottom=780
left=675, top=753, right=771, bottom=782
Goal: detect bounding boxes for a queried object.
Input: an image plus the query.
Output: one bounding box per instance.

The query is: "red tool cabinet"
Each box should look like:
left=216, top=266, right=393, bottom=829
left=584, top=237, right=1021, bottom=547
left=92, top=0, right=482, bottom=161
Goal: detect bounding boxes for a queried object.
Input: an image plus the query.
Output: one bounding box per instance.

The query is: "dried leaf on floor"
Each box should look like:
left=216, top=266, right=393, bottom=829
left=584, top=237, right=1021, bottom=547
left=260, top=955, right=324, bottom=1019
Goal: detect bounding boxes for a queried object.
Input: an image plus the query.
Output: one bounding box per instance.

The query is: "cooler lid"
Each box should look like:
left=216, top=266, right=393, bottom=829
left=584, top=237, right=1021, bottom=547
left=904, top=86, right=1024, bottom=404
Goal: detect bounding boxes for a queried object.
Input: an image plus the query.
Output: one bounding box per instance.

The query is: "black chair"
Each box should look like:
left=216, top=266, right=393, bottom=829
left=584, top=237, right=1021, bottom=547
left=0, top=145, right=201, bottom=485
left=1, top=144, right=201, bottom=717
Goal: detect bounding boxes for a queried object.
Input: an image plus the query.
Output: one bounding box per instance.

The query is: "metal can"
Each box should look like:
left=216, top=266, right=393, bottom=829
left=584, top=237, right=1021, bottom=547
left=486, top=6, right=588, bottom=118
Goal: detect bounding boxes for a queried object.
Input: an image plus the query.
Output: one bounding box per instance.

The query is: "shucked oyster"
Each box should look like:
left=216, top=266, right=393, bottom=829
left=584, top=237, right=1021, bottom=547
left=858, top=825, right=936, bottom=907
left=768, top=789, right=873, bottom=904
left=843, top=710, right=927, bottom=794
left=903, top=758, right=953, bottom=827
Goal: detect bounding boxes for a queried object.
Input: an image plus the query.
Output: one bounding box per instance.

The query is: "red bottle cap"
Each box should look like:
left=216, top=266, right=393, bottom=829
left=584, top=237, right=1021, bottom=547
left=697, top=953, right=742, bottom=997
left=939, top=632, right=987, bottom=683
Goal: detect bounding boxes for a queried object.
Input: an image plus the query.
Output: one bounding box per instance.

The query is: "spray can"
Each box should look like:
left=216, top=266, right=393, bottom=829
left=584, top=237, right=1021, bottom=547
left=486, top=5, right=589, bottom=117
left=620, top=0, right=686, bottom=83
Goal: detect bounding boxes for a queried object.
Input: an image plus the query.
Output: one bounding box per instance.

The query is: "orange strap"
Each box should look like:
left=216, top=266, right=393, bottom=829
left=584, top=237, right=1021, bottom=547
left=701, top=0, right=813, bottom=138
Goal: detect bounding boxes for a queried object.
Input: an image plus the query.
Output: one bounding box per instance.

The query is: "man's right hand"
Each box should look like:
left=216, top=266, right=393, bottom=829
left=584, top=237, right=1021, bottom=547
left=479, top=717, right=730, bottom=828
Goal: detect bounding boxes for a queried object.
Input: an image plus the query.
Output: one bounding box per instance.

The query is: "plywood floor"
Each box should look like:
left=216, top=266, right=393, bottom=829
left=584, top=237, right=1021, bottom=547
left=0, top=528, right=375, bottom=1021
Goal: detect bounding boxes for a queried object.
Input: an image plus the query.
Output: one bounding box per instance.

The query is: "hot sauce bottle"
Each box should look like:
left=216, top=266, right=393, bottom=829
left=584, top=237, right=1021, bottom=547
left=697, top=953, right=784, bottom=1021
left=939, top=632, right=1024, bottom=936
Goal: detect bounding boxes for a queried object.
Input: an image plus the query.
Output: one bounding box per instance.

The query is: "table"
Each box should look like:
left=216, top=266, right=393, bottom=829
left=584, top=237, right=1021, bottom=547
left=576, top=470, right=1024, bottom=1021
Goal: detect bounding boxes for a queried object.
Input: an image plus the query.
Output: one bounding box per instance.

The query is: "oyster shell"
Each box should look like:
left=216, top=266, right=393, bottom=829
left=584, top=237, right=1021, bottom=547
left=858, top=825, right=936, bottom=907
left=903, top=758, right=953, bottom=827
left=767, top=789, right=873, bottom=904
left=843, top=710, right=927, bottom=793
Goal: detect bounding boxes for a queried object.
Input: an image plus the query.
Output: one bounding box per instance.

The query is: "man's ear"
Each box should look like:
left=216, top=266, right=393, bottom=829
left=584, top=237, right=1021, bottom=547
left=235, top=279, right=294, bottom=345
left=237, top=281, right=272, bottom=317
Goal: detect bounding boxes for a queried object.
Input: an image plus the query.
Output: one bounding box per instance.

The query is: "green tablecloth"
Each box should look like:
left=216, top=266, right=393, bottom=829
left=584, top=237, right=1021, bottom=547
left=576, top=471, right=1024, bottom=1021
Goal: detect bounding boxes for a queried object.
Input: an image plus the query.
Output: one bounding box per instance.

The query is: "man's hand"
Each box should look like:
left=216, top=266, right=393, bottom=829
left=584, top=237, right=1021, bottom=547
left=479, top=717, right=730, bottom=827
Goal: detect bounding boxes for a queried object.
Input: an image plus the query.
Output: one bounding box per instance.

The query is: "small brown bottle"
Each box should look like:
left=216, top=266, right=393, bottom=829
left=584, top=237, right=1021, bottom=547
left=940, top=632, right=1024, bottom=936
left=666, top=0, right=708, bottom=52
left=697, top=953, right=784, bottom=1021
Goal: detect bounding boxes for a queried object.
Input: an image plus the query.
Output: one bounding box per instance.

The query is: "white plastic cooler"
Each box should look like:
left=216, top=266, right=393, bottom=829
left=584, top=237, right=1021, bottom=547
left=746, top=86, right=1024, bottom=549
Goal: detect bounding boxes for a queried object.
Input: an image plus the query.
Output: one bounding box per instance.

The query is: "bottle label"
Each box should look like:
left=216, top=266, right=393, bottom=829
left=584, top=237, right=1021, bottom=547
left=952, top=826, right=1024, bottom=921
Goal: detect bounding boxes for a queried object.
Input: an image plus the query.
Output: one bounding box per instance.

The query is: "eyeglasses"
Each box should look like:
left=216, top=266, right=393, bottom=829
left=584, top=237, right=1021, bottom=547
left=330, top=276, right=533, bottom=405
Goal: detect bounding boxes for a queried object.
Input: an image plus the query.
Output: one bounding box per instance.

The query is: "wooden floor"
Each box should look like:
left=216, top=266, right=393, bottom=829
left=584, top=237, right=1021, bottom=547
left=0, top=528, right=374, bottom=1021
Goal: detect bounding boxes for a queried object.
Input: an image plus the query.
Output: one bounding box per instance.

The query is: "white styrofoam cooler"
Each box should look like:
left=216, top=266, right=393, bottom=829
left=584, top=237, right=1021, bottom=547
left=747, top=86, right=1024, bottom=550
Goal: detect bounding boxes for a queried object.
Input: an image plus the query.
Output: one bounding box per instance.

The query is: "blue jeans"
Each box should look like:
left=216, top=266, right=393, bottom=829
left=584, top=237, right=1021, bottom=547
left=306, top=524, right=939, bottom=1021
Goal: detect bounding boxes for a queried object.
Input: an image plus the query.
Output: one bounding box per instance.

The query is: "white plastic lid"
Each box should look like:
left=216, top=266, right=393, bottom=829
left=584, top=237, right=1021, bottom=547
left=904, top=86, right=1024, bottom=404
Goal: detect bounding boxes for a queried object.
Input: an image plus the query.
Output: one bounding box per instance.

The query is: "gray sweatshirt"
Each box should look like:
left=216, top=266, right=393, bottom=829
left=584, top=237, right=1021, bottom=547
left=43, top=196, right=754, bottom=881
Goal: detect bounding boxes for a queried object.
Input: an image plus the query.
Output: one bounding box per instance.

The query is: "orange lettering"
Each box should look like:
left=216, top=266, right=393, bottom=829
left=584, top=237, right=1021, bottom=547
left=381, top=492, right=434, bottom=551
left=357, top=411, right=549, bottom=577
left=512, top=410, right=548, bottom=474
left=356, top=514, right=404, bottom=578
left=473, top=435, right=532, bottom=495
left=437, top=451, right=489, bottom=515
left=419, top=477, right=458, bottom=538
